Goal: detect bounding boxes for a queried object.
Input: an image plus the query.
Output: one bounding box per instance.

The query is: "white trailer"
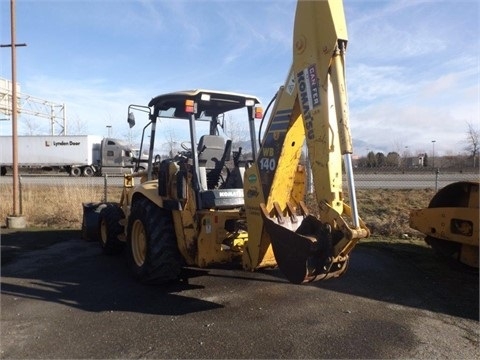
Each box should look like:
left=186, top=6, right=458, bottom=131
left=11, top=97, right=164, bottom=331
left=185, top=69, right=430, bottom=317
left=0, top=135, right=139, bottom=176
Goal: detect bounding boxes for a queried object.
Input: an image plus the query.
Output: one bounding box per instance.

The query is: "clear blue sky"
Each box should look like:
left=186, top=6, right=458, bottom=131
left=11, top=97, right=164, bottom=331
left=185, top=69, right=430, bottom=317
left=1, top=0, right=479, bottom=157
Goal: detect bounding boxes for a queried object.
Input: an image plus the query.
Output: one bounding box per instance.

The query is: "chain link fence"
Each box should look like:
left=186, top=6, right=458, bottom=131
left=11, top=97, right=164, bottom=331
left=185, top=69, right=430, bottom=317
left=309, top=168, right=478, bottom=192
left=0, top=169, right=478, bottom=230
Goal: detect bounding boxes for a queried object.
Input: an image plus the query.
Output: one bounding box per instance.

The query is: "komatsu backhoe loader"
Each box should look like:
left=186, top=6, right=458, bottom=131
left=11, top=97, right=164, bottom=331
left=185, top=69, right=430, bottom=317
left=82, top=0, right=370, bottom=284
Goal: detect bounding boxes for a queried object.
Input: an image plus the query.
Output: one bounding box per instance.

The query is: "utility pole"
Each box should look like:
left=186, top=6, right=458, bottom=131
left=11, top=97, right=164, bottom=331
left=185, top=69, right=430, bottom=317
left=431, top=140, right=436, bottom=169
left=1, top=0, right=27, bottom=227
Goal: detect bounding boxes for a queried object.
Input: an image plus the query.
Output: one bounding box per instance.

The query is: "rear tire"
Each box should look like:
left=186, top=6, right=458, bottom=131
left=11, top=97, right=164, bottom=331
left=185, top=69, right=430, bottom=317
left=99, top=204, right=125, bottom=255
left=70, top=166, right=81, bottom=177
left=126, top=197, right=182, bottom=284
left=83, top=166, right=95, bottom=177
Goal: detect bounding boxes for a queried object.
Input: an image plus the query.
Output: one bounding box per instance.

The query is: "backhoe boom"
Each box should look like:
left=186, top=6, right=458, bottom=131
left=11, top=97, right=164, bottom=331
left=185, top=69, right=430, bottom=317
left=243, top=0, right=369, bottom=283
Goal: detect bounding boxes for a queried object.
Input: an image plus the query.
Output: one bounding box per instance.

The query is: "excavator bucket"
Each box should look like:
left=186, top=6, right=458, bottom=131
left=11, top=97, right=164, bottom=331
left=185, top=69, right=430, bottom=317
left=261, top=203, right=347, bottom=284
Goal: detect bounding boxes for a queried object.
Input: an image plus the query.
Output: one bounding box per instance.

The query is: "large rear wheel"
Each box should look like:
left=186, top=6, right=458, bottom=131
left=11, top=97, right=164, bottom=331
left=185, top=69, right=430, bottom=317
left=126, top=197, right=182, bottom=284
left=99, top=203, right=125, bottom=255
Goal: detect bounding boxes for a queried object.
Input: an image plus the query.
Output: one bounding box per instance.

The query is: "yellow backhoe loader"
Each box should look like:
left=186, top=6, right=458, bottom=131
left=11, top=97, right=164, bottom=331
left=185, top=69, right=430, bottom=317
left=82, top=0, right=370, bottom=284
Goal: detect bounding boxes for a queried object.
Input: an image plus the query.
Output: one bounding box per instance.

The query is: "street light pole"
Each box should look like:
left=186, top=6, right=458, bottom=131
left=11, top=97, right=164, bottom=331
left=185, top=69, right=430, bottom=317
left=432, top=140, right=436, bottom=168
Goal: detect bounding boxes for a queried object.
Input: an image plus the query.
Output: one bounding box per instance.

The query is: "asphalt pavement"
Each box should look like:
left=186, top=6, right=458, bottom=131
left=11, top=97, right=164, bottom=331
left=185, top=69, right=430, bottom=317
left=1, top=229, right=479, bottom=359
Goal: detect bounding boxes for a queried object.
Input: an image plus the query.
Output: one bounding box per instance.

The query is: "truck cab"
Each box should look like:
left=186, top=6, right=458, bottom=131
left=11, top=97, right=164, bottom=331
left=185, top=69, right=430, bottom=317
left=99, top=138, right=137, bottom=175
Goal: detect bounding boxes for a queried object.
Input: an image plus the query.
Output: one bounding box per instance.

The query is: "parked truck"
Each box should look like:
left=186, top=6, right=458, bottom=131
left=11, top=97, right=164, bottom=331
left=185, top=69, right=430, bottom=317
left=0, top=135, right=141, bottom=176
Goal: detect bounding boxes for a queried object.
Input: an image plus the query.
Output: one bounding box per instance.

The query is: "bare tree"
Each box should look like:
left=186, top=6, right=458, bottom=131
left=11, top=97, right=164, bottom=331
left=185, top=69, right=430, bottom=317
left=163, top=129, right=181, bottom=158
left=375, top=152, right=386, bottom=167
left=224, top=115, right=250, bottom=151
left=21, top=116, right=44, bottom=135
left=385, top=152, right=400, bottom=167
left=68, top=115, right=88, bottom=135
left=465, top=122, right=479, bottom=168
left=366, top=151, right=377, bottom=168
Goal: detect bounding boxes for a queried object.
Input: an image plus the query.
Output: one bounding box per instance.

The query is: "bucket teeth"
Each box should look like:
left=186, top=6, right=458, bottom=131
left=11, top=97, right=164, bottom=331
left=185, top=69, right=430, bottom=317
left=261, top=203, right=346, bottom=283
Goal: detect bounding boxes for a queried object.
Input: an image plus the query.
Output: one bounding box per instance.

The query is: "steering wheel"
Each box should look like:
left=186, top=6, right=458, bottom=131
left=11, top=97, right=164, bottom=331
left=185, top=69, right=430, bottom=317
left=181, top=141, right=191, bottom=151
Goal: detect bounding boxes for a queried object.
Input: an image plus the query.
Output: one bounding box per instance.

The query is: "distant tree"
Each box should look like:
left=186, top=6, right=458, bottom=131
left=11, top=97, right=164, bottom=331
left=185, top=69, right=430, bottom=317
left=385, top=152, right=400, bottom=167
left=356, top=156, right=368, bottom=168
left=366, top=151, right=377, bottom=168
left=22, top=116, right=44, bottom=135
left=465, top=122, right=479, bottom=167
left=375, top=152, right=386, bottom=167
left=163, top=129, right=181, bottom=158
left=423, top=153, right=428, bottom=167
left=68, top=115, right=88, bottom=135
left=224, top=115, right=250, bottom=151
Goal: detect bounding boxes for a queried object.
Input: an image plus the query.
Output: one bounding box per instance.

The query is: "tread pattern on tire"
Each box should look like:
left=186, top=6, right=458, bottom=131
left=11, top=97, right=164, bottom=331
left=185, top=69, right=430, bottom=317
left=126, top=197, right=182, bottom=284
left=99, top=203, right=125, bottom=255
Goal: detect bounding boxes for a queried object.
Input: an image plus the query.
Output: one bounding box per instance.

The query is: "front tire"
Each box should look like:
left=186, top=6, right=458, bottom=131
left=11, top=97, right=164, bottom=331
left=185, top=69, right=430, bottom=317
left=126, top=197, right=182, bottom=284
left=99, top=203, right=125, bottom=255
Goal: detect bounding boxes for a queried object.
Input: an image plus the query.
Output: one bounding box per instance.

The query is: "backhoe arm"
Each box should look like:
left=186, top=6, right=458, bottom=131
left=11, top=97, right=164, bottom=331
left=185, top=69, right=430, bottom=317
left=242, top=0, right=369, bottom=283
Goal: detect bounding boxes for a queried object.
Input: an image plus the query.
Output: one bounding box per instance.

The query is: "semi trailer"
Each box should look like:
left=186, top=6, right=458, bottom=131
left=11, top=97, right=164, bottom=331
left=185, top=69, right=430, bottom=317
left=0, top=135, right=141, bottom=176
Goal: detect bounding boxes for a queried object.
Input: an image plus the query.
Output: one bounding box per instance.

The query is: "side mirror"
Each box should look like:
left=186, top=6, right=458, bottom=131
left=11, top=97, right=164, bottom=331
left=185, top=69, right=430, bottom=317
left=127, top=112, right=136, bottom=128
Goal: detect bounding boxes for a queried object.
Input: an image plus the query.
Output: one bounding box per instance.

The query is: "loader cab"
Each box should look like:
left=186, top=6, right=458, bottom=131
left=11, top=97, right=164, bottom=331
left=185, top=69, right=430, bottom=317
left=140, top=89, right=262, bottom=209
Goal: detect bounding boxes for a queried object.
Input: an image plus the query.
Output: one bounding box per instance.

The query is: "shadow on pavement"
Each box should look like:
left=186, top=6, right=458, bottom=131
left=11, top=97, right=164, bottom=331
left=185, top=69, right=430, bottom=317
left=1, top=229, right=478, bottom=320
left=1, top=229, right=222, bottom=316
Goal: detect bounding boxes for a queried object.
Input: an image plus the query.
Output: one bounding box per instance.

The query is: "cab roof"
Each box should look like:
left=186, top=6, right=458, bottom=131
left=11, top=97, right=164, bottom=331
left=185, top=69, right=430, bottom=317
left=148, top=89, right=261, bottom=117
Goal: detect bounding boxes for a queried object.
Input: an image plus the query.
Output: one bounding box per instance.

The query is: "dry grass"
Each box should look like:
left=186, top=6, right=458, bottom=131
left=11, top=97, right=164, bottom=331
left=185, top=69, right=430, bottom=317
left=1, top=183, right=435, bottom=238
left=0, top=184, right=122, bottom=229
left=306, top=188, right=436, bottom=238
left=357, top=188, right=435, bottom=237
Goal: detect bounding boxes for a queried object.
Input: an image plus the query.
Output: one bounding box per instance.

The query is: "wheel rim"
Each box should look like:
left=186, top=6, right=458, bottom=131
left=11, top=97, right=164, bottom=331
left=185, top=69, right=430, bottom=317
left=84, top=167, right=94, bottom=176
left=131, top=219, right=147, bottom=267
left=99, top=218, right=107, bottom=247
left=71, top=167, right=81, bottom=176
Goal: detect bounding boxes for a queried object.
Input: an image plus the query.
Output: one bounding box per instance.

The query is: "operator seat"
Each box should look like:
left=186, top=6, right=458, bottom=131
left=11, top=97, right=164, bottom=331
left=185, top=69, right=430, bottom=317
left=197, top=135, right=231, bottom=190
left=197, top=135, right=243, bottom=209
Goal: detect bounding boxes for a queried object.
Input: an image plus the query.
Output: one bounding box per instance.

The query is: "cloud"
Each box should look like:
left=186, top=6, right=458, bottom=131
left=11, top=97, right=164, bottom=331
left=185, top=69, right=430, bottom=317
left=349, top=63, right=416, bottom=103
left=344, top=0, right=479, bottom=156
left=351, top=97, right=473, bottom=156
left=20, top=75, right=155, bottom=138
left=1, top=0, right=477, bottom=158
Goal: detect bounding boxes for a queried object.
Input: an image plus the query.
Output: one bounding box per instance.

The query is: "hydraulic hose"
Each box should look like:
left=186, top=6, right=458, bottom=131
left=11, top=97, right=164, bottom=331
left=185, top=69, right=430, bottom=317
left=258, top=91, right=278, bottom=149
